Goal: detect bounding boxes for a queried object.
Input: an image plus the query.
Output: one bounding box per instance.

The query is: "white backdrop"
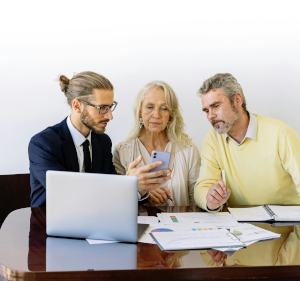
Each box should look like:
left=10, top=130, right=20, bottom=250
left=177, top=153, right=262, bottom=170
left=1, top=0, right=300, bottom=175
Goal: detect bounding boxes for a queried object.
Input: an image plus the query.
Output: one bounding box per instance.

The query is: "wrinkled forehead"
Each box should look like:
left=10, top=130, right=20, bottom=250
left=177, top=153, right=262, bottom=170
left=201, top=89, right=228, bottom=108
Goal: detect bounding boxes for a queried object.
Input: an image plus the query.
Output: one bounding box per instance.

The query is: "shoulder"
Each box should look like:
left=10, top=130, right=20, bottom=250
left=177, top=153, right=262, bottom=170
left=114, top=139, right=136, bottom=152
left=93, top=132, right=113, bottom=146
left=257, top=114, right=297, bottom=136
left=257, top=114, right=286, bottom=129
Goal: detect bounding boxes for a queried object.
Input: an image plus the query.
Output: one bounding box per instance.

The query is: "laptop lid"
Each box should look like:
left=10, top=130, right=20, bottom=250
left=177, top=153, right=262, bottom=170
left=46, top=171, right=138, bottom=242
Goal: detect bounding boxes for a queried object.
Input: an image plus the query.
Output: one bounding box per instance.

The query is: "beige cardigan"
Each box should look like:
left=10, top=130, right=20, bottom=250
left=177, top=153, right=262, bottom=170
left=113, top=138, right=201, bottom=206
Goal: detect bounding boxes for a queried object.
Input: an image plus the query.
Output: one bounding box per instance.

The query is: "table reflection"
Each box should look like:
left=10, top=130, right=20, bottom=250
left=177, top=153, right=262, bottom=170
left=201, top=223, right=300, bottom=266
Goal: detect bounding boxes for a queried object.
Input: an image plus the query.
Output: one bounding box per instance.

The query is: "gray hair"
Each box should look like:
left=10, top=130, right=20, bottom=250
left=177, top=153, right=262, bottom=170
left=125, top=81, right=191, bottom=147
left=58, top=71, right=114, bottom=106
left=197, top=73, right=247, bottom=112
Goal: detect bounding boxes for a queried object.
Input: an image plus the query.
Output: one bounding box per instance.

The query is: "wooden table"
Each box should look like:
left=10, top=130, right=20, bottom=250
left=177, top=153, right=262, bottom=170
left=0, top=206, right=300, bottom=281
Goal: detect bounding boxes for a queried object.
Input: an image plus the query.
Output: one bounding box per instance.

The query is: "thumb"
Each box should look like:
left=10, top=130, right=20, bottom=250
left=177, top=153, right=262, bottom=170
left=128, top=155, right=143, bottom=169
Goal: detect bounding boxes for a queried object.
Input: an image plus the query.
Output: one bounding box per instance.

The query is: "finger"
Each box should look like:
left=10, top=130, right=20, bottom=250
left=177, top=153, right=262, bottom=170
left=156, top=188, right=168, bottom=203
left=207, top=250, right=219, bottom=257
left=140, top=161, right=163, bottom=172
left=128, top=155, right=142, bottom=170
left=148, top=169, right=171, bottom=178
left=149, top=193, right=161, bottom=204
left=209, top=185, right=224, bottom=202
left=150, top=190, right=165, bottom=204
left=226, top=188, right=231, bottom=199
left=218, top=179, right=226, bottom=189
left=141, top=183, right=165, bottom=192
left=159, top=185, right=172, bottom=198
left=142, top=175, right=171, bottom=184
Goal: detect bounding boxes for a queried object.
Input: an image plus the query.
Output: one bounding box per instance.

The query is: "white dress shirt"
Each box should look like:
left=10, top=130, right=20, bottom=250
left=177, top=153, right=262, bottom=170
left=66, top=116, right=92, bottom=172
left=225, top=112, right=257, bottom=146
left=67, top=116, right=146, bottom=201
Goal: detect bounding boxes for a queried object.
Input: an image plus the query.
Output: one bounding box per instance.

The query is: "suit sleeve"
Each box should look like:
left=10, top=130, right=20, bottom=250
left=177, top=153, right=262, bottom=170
left=29, top=134, right=67, bottom=189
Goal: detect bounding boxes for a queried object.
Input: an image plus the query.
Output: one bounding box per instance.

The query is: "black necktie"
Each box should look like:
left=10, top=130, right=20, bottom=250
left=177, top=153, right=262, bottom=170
left=82, top=139, right=92, bottom=173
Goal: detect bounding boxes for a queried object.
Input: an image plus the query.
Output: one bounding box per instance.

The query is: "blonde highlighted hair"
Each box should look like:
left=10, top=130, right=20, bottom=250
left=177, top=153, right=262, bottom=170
left=125, top=81, right=191, bottom=147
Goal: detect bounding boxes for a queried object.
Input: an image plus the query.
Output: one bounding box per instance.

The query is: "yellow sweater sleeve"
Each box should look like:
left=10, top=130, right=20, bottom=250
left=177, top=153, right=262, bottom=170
left=194, top=131, right=222, bottom=210
left=278, top=123, right=300, bottom=197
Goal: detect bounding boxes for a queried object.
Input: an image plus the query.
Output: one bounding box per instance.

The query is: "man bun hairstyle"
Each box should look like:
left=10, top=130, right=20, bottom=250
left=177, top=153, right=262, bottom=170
left=58, top=71, right=114, bottom=106
left=197, top=73, right=247, bottom=112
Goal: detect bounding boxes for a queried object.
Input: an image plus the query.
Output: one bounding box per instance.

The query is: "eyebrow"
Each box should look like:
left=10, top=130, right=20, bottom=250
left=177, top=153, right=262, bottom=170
left=202, top=101, right=221, bottom=112
left=145, top=102, right=167, bottom=106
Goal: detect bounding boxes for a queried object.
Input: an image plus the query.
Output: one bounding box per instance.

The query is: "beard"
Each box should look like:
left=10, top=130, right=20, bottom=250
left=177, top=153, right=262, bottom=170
left=80, top=109, right=110, bottom=134
left=211, top=105, right=240, bottom=135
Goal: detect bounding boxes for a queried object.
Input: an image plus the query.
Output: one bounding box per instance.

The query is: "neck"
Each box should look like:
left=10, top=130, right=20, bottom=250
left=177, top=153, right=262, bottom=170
left=227, top=111, right=250, bottom=144
left=70, top=112, right=90, bottom=138
left=139, top=129, right=169, bottom=154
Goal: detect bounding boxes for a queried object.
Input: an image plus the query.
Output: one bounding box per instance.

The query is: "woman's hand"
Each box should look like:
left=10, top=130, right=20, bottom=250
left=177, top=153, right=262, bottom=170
left=126, top=155, right=171, bottom=197
left=149, top=186, right=172, bottom=206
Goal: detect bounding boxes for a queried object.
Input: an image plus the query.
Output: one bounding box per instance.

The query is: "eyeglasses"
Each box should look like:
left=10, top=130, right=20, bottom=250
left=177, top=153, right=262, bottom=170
left=78, top=100, right=118, bottom=114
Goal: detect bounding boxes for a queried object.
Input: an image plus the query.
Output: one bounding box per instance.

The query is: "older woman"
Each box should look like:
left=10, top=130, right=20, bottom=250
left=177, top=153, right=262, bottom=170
left=113, top=81, right=200, bottom=206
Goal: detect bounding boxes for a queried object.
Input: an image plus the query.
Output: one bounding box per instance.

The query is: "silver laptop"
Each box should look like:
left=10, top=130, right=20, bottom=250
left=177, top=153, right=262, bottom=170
left=46, top=171, right=140, bottom=242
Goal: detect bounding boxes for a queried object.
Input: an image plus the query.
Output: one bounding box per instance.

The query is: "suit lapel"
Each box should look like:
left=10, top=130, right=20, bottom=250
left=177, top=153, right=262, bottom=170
left=58, top=118, right=79, bottom=172
left=91, top=133, right=102, bottom=173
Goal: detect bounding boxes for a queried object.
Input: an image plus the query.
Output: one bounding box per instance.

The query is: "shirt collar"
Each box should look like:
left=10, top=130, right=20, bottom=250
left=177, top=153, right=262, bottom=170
left=66, top=116, right=92, bottom=147
left=225, top=112, right=257, bottom=146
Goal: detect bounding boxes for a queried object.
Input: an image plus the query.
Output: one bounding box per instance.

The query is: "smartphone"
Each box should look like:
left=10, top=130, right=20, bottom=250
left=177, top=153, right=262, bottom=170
left=149, top=151, right=171, bottom=184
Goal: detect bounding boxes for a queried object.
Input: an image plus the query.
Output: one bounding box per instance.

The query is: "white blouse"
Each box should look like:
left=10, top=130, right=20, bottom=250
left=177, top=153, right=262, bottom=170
left=113, top=138, right=201, bottom=206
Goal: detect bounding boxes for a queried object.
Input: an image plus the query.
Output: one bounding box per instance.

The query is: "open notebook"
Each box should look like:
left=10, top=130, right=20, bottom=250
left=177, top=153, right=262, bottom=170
left=228, top=205, right=300, bottom=222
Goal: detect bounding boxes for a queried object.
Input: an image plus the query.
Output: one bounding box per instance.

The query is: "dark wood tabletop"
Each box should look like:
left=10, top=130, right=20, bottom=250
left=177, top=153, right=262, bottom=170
left=0, top=206, right=300, bottom=281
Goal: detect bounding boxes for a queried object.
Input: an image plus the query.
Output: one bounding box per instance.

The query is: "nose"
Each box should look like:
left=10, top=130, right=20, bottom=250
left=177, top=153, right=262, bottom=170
left=153, top=107, right=161, bottom=118
left=103, top=108, right=113, bottom=120
left=207, top=109, right=216, bottom=122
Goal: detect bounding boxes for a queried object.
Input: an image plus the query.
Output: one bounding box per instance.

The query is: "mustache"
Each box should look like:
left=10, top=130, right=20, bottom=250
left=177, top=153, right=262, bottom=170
left=211, top=120, right=224, bottom=126
left=99, top=119, right=110, bottom=123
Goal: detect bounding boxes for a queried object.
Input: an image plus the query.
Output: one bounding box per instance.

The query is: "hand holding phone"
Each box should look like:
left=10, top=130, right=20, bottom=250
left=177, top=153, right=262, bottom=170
left=149, top=151, right=171, bottom=184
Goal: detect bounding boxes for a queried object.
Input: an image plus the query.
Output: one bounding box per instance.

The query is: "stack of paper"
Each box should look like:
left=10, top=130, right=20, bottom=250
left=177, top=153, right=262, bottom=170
left=138, top=224, right=218, bottom=244
left=150, top=229, right=245, bottom=251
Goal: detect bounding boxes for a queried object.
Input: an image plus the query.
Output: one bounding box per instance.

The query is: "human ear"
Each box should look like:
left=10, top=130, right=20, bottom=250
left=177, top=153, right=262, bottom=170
left=234, top=93, right=243, bottom=108
left=72, top=99, right=83, bottom=113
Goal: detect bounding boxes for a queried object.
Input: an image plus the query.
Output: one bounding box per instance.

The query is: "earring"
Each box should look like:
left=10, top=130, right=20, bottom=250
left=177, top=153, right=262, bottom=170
left=139, top=118, right=144, bottom=128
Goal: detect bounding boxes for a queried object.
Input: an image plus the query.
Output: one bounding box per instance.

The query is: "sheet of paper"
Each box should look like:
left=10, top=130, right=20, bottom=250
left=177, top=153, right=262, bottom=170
left=138, top=216, right=159, bottom=225
left=228, top=206, right=272, bottom=221
left=150, top=229, right=244, bottom=251
left=86, top=239, right=119, bottom=244
left=159, top=212, right=238, bottom=227
left=138, top=224, right=218, bottom=244
left=213, top=240, right=258, bottom=252
left=229, top=223, right=280, bottom=243
left=269, top=205, right=300, bottom=221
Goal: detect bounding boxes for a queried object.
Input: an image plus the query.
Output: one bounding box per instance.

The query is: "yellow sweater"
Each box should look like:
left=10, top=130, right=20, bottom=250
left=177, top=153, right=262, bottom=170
left=195, top=115, right=300, bottom=210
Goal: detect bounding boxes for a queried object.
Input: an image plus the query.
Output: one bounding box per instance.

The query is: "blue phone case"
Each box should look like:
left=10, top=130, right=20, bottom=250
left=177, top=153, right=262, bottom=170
left=149, top=151, right=171, bottom=183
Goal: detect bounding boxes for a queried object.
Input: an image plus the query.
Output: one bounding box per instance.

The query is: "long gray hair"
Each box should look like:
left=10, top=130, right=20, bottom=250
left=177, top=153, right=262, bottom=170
left=125, top=81, right=191, bottom=147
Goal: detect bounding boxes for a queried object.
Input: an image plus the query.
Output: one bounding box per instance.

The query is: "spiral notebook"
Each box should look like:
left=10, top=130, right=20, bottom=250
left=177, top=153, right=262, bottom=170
left=228, top=205, right=300, bottom=222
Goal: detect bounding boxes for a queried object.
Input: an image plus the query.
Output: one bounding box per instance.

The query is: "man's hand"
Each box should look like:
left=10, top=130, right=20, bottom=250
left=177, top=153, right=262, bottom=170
left=207, top=250, right=227, bottom=266
left=206, top=179, right=231, bottom=211
left=149, top=186, right=172, bottom=206
left=126, top=155, right=171, bottom=197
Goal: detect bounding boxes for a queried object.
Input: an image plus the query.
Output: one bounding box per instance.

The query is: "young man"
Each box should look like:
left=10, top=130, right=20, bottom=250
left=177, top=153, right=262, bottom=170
left=194, top=73, right=300, bottom=211
left=29, top=71, right=171, bottom=207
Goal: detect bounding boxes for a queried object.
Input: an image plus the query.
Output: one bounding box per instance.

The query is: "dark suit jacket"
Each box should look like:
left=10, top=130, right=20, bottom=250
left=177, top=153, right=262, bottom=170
left=28, top=118, right=117, bottom=207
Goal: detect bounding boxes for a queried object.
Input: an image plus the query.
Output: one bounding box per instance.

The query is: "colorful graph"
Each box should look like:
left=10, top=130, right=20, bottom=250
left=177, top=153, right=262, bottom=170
left=151, top=228, right=174, bottom=232
left=170, top=216, right=179, bottom=223
left=233, top=230, right=242, bottom=236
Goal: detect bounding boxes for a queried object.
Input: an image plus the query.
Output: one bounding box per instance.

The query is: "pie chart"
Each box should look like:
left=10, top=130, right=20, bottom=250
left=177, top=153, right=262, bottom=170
left=151, top=228, right=174, bottom=232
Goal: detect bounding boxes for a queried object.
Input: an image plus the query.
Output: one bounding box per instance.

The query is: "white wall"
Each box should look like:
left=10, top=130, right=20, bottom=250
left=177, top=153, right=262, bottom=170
left=1, top=0, right=300, bottom=175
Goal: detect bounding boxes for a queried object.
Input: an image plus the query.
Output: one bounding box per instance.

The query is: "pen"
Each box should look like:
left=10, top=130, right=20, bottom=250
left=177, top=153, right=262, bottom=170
left=222, top=170, right=227, bottom=198
left=167, top=195, right=175, bottom=203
